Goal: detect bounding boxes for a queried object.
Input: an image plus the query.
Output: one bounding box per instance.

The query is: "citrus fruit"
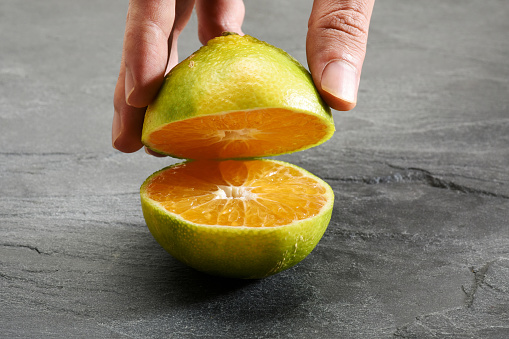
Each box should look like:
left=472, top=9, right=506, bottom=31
left=139, top=33, right=335, bottom=278
left=140, top=159, right=334, bottom=279
left=141, top=33, right=334, bottom=159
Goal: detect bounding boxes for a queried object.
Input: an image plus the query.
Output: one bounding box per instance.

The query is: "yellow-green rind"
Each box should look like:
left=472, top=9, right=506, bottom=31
left=140, top=159, right=334, bottom=279
left=141, top=33, right=334, bottom=159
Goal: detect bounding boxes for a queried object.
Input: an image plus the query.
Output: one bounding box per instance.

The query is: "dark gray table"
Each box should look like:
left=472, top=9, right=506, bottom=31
left=2, top=1, right=508, bottom=338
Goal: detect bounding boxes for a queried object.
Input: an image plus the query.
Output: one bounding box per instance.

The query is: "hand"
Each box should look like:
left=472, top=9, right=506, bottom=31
left=112, top=0, right=245, bottom=153
left=112, top=0, right=375, bottom=153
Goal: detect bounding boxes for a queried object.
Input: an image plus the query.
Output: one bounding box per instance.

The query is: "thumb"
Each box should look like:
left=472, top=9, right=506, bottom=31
left=307, top=0, right=375, bottom=111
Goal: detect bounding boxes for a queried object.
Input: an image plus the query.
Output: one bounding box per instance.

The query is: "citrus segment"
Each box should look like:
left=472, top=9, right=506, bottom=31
left=141, top=33, right=334, bottom=159
left=140, top=159, right=334, bottom=278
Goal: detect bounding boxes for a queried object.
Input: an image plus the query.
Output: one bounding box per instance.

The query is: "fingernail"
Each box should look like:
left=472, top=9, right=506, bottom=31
left=112, top=110, right=122, bottom=150
left=125, top=66, right=135, bottom=106
left=321, top=60, right=358, bottom=104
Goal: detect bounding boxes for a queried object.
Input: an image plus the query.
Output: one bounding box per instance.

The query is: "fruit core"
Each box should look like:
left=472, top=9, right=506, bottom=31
left=214, top=185, right=257, bottom=200
left=217, top=128, right=260, bottom=141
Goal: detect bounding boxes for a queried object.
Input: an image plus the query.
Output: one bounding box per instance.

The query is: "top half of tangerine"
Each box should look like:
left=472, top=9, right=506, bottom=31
left=141, top=33, right=335, bottom=160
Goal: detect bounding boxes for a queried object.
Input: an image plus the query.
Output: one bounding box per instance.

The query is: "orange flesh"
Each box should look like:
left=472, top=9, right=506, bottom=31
left=146, top=108, right=330, bottom=159
left=145, top=160, right=329, bottom=227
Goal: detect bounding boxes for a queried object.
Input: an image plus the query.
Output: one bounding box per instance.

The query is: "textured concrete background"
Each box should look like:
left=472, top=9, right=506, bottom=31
left=1, top=0, right=509, bottom=338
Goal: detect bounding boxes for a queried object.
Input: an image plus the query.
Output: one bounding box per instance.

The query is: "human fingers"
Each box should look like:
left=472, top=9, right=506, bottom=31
left=307, top=0, right=375, bottom=111
left=112, top=0, right=175, bottom=152
left=112, top=0, right=195, bottom=153
left=166, top=0, right=196, bottom=73
left=122, top=0, right=178, bottom=108
left=195, top=0, right=245, bottom=44
left=112, top=49, right=146, bottom=153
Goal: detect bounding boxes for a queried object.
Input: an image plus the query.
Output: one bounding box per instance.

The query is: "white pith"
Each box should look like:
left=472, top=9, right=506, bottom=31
left=213, top=185, right=258, bottom=200
left=215, top=128, right=260, bottom=141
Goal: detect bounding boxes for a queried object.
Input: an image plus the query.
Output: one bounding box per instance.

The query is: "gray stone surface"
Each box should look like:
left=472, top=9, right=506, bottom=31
left=1, top=0, right=508, bottom=338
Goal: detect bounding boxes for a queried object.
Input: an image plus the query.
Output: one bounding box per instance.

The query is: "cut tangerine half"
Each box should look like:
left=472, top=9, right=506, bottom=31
left=141, top=33, right=334, bottom=159
left=140, top=159, right=334, bottom=279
